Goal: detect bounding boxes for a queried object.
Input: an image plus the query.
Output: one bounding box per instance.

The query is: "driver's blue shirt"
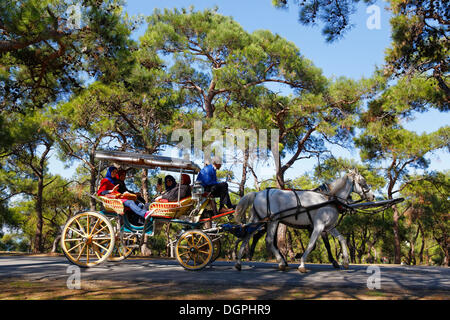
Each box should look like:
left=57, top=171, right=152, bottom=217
left=196, top=164, right=218, bottom=187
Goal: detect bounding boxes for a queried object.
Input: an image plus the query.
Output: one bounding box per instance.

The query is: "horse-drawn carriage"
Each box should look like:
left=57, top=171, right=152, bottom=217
left=61, top=150, right=404, bottom=273
left=60, top=150, right=235, bottom=271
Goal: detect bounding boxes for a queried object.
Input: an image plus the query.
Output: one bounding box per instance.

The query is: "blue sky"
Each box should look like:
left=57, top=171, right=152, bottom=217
left=49, top=0, right=449, bottom=187
left=125, top=0, right=392, bottom=79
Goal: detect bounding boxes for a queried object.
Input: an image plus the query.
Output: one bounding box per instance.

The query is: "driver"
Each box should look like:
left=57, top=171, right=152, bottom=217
left=196, top=156, right=235, bottom=213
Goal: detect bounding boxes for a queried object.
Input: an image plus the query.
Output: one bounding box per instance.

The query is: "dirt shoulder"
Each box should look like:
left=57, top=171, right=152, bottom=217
left=0, top=278, right=448, bottom=300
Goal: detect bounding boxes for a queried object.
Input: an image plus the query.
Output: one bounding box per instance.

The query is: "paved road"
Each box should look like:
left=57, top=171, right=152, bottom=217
left=1, top=255, right=449, bottom=292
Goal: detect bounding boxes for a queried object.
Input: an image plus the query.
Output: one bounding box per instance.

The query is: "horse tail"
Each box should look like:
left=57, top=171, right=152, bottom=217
left=234, top=192, right=258, bottom=224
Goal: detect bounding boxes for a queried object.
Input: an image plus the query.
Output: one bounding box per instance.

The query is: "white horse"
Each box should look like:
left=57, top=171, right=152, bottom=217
left=234, top=169, right=375, bottom=273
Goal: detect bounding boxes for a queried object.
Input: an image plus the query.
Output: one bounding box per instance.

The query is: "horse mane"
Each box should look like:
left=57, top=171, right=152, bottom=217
left=328, top=174, right=349, bottom=196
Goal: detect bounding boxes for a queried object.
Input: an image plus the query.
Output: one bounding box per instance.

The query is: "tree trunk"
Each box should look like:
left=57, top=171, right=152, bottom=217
left=444, top=247, right=449, bottom=267
left=435, top=233, right=449, bottom=267
left=276, top=170, right=285, bottom=190
left=140, top=168, right=151, bottom=256
left=286, top=228, right=295, bottom=261
left=32, top=143, right=52, bottom=253
left=239, top=149, right=249, bottom=197
left=89, top=152, right=97, bottom=211
left=366, top=238, right=377, bottom=263
left=277, top=223, right=287, bottom=259
left=293, top=229, right=305, bottom=253
left=418, top=223, right=425, bottom=264
left=349, top=233, right=356, bottom=264
left=165, top=223, right=173, bottom=257
left=392, top=205, right=402, bottom=264
left=51, top=235, right=61, bottom=253
left=205, top=80, right=216, bottom=118
left=357, top=232, right=367, bottom=264
left=33, top=176, right=44, bottom=253
left=275, top=168, right=287, bottom=259
left=410, top=227, right=420, bottom=265
left=141, top=168, right=149, bottom=202
left=141, top=235, right=152, bottom=257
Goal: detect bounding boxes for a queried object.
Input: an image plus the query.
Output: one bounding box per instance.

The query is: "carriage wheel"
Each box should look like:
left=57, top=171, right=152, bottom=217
left=108, top=232, right=138, bottom=262
left=175, top=230, right=213, bottom=271
left=61, top=212, right=115, bottom=268
left=107, top=216, right=138, bottom=262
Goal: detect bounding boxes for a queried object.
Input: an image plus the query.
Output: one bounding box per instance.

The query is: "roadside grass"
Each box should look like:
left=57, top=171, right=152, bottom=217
left=0, top=279, right=448, bottom=300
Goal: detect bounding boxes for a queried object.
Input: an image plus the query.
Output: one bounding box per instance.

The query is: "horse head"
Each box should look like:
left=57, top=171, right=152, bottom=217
left=347, top=170, right=375, bottom=201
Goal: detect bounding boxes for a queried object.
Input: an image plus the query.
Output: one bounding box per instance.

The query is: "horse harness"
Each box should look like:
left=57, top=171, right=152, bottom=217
left=253, top=187, right=352, bottom=227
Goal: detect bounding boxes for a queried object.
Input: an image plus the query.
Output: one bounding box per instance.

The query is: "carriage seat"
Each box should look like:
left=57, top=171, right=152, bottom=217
left=98, top=196, right=125, bottom=215
left=99, top=195, right=195, bottom=219
left=147, top=196, right=195, bottom=219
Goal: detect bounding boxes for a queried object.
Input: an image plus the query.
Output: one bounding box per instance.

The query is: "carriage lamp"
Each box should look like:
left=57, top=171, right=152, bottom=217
left=192, top=182, right=204, bottom=201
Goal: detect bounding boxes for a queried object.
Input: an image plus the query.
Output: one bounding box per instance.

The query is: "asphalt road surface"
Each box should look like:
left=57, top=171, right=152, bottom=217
left=1, top=255, right=449, bottom=293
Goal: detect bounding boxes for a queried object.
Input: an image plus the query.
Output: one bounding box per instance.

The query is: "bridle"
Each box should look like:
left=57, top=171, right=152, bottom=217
left=349, top=173, right=372, bottom=201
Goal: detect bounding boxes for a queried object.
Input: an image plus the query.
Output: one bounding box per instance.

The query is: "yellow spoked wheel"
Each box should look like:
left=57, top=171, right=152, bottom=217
left=108, top=232, right=138, bottom=262
left=61, top=212, right=115, bottom=268
left=175, top=230, right=213, bottom=271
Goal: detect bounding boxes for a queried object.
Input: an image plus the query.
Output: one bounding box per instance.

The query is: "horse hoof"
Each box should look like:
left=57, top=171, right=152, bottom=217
left=298, top=266, right=308, bottom=273
left=332, top=261, right=340, bottom=269
left=343, top=263, right=349, bottom=270
left=235, top=263, right=241, bottom=271
left=278, top=265, right=288, bottom=271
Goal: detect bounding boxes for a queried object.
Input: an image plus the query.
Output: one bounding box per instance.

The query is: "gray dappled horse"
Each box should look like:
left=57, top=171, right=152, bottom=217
left=234, top=169, right=375, bottom=273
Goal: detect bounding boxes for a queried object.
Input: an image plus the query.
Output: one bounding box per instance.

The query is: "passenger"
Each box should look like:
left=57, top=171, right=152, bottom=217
left=97, top=166, right=119, bottom=196
left=160, top=174, right=192, bottom=202
left=196, top=156, right=235, bottom=213
left=117, top=169, right=146, bottom=204
left=156, top=177, right=164, bottom=195
left=164, top=175, right=176, bottom=192
left=116, top=169, right=132, bottom=194
left=97, top=166, right=151, bottom=219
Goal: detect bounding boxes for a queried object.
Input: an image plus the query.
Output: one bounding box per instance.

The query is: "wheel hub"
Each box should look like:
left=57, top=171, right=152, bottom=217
left=83, top=235, right=93, bottom=245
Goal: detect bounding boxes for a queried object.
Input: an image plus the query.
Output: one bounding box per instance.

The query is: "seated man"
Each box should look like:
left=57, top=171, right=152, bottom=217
left=196, top=157, right=235, bottom=213
left=97, top=166, right=151, bottom=219
left=160, top=174, right=192, bottom=202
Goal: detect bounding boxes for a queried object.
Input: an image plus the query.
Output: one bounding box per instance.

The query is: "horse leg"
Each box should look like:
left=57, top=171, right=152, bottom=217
left=306, top=227, right=317, bottom=252
left=248, top=227, right=265, bottom=261
left=306, top=226, right=338, bottom=268
left=321, top=233, right=339, bottom=269
left=329, top=228, right=349, bottom=269
left=235, top=232, right=252, bottom=271
left=266, top=222, right=288, bottom=271
left=233, top=238, right=241, bottom=260
left=298, top=223, right=325, bottom=273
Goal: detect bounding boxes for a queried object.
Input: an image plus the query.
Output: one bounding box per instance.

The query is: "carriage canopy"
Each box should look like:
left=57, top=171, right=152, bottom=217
left=94, top=150, right=201, bottom=174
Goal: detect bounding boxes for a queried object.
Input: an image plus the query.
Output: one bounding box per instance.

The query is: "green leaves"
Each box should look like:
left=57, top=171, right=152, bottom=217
left=386, top=0, right=449, bottom=102
left=142, top=7, right=330, bottom=119
left=1, top=0, right=135, bottom=112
